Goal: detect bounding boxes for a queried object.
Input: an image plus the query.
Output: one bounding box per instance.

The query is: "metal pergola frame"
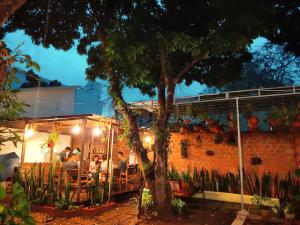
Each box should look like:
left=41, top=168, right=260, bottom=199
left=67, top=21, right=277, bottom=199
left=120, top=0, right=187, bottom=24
left=128, top=85, right=300, bottom=211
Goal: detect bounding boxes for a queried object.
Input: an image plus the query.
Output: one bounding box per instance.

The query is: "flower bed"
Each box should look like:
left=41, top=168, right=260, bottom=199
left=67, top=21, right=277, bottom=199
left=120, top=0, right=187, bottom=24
left=31, top=202, right=117, bottom=218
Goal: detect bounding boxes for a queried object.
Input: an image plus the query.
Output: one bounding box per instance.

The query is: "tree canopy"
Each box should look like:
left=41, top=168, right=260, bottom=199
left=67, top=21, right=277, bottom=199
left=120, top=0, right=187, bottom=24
left=2, top=0, right=298, bottom=215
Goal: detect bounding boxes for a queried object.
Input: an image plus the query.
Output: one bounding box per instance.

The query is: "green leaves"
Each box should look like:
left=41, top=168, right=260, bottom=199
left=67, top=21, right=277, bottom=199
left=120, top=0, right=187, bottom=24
left=0, top=185, right=6, bottom=200
left=295, top=169, right=300, bottom=177
left=0, top=182, right=36, bottom=225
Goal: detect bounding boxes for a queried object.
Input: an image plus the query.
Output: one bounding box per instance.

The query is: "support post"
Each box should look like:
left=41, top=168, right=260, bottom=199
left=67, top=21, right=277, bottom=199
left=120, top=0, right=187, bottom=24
left=20, top=123, right=29, bottom=163
left=76, top=117, right=87, bottom=203
left=236, top=98, right=245, bottom=210
left=108, top=127, right=114, bottom=201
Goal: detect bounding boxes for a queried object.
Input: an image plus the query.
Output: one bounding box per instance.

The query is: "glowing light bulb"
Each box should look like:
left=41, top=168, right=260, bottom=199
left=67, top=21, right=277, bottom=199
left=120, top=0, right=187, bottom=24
left=93, top=127, right=102, bottom=136
left=72, top=125, right=81, bottom=134
left=25, top=128, right=34, bottom=138
left=145, top=135, right=152, bottom=144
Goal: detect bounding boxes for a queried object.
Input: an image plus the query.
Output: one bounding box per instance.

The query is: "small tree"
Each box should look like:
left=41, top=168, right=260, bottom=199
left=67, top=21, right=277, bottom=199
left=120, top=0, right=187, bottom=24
left=221, top=42, right=300, bottom=91
left=0, top=41, right=39, bottom=148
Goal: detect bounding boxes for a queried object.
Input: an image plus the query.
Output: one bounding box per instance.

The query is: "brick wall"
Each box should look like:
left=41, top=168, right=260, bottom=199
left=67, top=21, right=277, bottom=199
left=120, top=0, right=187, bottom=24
left=168, top=131, right=299, bottom=176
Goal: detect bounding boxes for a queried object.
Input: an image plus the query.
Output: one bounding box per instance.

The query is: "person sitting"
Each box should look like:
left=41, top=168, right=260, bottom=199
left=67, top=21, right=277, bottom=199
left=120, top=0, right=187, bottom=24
left=60, top=146, right=72, bottom=162
left=117, top=151, right=127, bottom=173
left=63, top=148, right=80, bottom=171
left=89, top=155, right=100, bottom=174
left=100, top=154, right=108, bottom=173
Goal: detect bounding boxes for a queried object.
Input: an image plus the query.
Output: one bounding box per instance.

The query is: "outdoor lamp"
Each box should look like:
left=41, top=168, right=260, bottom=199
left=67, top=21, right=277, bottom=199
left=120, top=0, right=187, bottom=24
left=72, top=124, right=81, bottom=134
left=145, top=135, right=152, bottom=144
left=93, top=127, right=102, bottom=136
left=25, top=127, right=34, bottom=138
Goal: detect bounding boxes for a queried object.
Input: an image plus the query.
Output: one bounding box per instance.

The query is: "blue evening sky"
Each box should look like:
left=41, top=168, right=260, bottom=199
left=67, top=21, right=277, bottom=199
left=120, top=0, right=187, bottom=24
left=4, top=30, right=267, bottom=102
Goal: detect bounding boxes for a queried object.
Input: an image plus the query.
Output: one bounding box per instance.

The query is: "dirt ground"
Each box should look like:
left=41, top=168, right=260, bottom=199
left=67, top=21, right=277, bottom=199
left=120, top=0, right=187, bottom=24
left=31, top=199, right=239, bottom=225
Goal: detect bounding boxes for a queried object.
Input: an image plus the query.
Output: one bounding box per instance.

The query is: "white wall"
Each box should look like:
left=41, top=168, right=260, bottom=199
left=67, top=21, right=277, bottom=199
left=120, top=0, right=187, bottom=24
left=74, top=81, right=104, bottom=115
left=0, top=129, right=22, bottom=158
left=18, top=87, right=76, bottom=118
left=24, top=131, right=71, bottom=163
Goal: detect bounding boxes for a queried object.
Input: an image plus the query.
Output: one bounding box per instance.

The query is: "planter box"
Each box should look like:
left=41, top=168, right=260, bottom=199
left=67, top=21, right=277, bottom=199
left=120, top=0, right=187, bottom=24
left=31, top=202, right=116, bottom=218
left=192, top=191, right=280, bottom=207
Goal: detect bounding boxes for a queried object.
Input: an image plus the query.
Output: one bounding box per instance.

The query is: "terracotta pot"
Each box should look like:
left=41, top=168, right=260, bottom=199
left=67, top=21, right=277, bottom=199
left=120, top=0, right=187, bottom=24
left=184, top=119, right=191, bottom=126
left=248, top=116, right=259, bottom=131
left=205, top=119, right=215, bottom=126
left=291, top=121, right=300, bottom=128
left=180, top=180, right=190, bottom=191
left=269, top=119, right=282, bottom=127
left=47, top=142, right=54, bottom=148
left=260, top=208, right=270, bottom=218
left=179, top=126, right=189, bottom=134
left=169, top=181, right=180, bottom=192
left=193, top=125, right=200, bottom=132
left=210, top=125, right=221, bottom=134
left=285, top=212, right=296, bottom=220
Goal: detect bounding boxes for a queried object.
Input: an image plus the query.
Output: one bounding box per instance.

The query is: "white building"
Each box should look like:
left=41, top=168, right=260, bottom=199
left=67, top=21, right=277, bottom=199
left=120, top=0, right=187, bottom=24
left=14, top=70, right=104, bottom=118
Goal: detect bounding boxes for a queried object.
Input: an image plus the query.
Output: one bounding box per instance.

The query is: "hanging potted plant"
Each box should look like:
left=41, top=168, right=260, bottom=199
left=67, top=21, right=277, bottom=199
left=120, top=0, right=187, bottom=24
left=268, top=107, right=283, bottom=131
left=180, top=139, right=188, bottom=158
left=244, top=103, right=259, bottom=132
left=41, top=129, right=60, bottom=152
left=169, top=117, right=183, bottom=133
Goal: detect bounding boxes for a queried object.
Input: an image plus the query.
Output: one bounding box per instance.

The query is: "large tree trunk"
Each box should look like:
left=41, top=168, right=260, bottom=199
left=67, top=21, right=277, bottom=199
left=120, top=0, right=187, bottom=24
left=0, top=0, right=27, bottom=26
left=108, top=72, right=156, bottom=201
left=153, top=127, right=173, bottom=217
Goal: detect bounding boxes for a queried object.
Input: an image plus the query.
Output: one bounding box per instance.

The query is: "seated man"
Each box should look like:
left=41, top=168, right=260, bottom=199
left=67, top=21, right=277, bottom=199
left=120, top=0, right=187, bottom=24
left=60, top=146, right=72, bottom=162
left=63, top=148, right=80, bottom=171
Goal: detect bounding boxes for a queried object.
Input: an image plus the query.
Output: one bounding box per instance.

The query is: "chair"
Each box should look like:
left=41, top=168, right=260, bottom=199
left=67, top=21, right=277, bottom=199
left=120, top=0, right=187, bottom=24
left=65, top=167, right=89, bottom=189
left=112, top=168, right=122, bottom=191
left=126, top=166, right=140, bottom=191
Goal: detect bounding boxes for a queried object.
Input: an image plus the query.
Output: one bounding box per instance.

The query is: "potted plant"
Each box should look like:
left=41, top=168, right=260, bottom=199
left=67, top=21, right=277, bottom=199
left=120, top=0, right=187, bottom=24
left=172, top=198, right=186, bottom=215
left=169, top=117, right=183, bottom=133
left=181, top=170, right=192, bottom=191
left=180, top=139, right=188, bottom=158
left=291, top=103, right=300, bottom=128
left=251, top=195, right=275, bottom=217
left=41, top=129, right=60, bottom=152
left=168, top=166, right=181, bottom=192
left=268, top=107, right=283, bottom=131
left=244, top=103, right=259, bottom=132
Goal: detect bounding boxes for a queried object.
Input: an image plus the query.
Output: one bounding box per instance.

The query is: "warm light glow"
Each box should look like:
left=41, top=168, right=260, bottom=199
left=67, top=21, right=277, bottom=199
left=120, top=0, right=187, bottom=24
left=25, top=128, right=34, bottom=138
left=145, top=135, right=152, bottom=144
left=93, top=127, right=102, bottom=136
left=72, top=125, right=81, bottom=134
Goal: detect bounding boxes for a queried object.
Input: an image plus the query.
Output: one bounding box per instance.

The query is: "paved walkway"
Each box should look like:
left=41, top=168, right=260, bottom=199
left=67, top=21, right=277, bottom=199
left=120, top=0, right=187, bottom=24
left=32, top=200, right=240, bottom=225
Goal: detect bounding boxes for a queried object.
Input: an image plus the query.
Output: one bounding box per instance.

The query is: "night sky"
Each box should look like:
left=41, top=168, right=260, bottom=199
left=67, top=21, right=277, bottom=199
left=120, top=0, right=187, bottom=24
left=5, top=30, right=267, bottom=102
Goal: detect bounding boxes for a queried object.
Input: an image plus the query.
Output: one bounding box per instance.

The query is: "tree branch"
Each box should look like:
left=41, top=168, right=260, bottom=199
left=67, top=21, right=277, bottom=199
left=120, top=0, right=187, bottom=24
left=174, top=52, right=208, bottom=83
left=0, top=0, right=27, bottom=26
